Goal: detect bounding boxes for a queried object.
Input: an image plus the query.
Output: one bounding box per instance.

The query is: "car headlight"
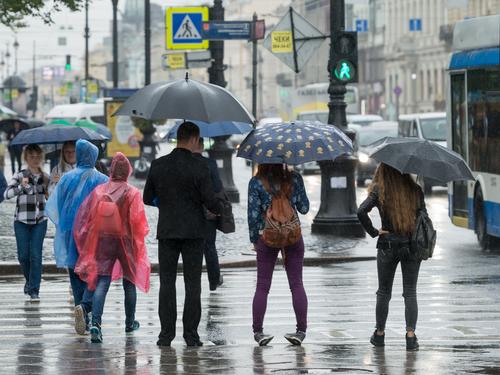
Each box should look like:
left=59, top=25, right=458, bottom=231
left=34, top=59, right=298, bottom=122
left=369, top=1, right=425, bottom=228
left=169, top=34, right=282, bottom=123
left=358, top=152, right=370, bottom=163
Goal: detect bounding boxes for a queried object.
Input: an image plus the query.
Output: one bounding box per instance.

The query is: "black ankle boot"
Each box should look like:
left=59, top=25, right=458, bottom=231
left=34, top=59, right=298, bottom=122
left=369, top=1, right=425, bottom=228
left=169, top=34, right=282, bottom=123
left=406, top=333, right=419, bottom=350
left=370, top=330, right=385, bottom=347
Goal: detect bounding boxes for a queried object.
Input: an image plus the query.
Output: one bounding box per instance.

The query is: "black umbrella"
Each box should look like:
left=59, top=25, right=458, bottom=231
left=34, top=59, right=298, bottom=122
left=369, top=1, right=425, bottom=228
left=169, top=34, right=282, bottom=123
left=113, top=74, right=254, bottom=124
left=369, top=137, right=474, bottom=183
left=0, top=118, right=31, bottom=133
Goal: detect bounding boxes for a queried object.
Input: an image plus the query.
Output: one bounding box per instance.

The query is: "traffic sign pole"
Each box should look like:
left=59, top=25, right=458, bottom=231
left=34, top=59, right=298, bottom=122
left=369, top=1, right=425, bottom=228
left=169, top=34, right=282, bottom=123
left=311, top=0, right=365, bottom=238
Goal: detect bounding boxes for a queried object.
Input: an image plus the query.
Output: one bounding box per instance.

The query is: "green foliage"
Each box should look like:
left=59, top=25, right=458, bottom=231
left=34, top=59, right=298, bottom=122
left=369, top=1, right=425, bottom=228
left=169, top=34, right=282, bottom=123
left=0, top=0, right=84, bottom=28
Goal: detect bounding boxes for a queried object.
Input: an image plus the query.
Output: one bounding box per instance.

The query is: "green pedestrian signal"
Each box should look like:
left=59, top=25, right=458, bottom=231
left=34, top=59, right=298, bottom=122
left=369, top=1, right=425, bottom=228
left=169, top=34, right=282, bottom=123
left=333, top=60, right=356, bottom=83
left=65, top=55, right=72, bottom=71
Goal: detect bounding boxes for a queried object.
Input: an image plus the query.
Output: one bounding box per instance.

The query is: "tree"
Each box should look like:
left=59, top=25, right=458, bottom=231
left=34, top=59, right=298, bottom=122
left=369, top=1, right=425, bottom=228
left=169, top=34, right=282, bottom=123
left=0, top=0, right=85, bottom=28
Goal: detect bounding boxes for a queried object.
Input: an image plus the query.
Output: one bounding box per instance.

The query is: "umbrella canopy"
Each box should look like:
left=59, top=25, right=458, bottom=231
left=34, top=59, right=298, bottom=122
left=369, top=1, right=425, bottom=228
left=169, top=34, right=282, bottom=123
left=10, top=125, right=109, bottom=146
left=167, top=120, right=253, bottom=140
left=368, top=137, right=474, bottom=183
left=47, top=118, right=112, bottom=139
left=0, top=118, right=31, bottom=133
left=113, top=75, right=254, bottom=124
left=0, top=105, right=17, bottom=117
left=237, top=121, right=353, bottom=165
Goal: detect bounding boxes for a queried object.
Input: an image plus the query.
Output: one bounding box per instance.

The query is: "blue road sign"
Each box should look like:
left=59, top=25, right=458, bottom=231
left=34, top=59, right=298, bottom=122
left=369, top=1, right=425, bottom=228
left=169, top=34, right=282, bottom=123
left=409, top=18, right=422, bottom=32
left=202, top=21, right=252, bottom=40
left=356, top=19, right=368, bottom=32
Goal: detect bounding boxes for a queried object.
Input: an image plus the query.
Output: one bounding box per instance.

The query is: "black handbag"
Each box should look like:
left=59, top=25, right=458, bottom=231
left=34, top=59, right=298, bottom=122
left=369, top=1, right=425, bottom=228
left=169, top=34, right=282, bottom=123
left=216, top=191, right=235, bottom=234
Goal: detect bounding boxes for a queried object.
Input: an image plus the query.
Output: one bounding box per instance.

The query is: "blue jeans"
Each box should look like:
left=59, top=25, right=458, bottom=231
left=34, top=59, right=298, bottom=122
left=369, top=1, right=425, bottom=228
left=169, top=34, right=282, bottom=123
left=68, top=268, right=93, bottom=316
left=91, top=276, right=137, bottom=327
left=14, top=220, right=48, bottom=295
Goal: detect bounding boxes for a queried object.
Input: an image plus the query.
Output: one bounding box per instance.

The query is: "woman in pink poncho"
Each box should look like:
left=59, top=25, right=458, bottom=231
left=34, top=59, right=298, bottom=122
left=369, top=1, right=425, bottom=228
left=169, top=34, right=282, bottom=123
left=74, top=152, right=150, bottom=343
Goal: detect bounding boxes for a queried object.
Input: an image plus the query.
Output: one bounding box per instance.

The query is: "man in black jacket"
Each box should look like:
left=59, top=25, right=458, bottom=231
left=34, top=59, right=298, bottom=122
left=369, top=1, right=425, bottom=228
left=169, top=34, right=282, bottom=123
left=143, top=122, right=224, bottom=347
left=193, top=138, right=224, bottom=291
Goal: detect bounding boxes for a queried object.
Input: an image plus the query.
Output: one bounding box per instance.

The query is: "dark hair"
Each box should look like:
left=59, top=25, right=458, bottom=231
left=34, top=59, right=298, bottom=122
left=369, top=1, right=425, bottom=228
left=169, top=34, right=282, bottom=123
left=24, top=144, right=44, bottom=160
left=198, top=137, right=204, bottom=147
left=177, top=121, right=200, bottom=143
left=256, top=164, right=293, bottom=197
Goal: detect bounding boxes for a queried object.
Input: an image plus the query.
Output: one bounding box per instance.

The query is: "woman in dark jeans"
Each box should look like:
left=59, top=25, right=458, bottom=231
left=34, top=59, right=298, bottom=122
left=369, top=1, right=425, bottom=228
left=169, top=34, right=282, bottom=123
left=248, top=164, right=309, bottom=346
left=357, top=163, right=425, bottom=350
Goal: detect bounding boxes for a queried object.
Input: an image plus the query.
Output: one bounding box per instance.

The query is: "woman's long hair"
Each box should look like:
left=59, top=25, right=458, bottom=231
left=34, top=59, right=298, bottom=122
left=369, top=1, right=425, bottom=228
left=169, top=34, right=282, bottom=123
left=369, top=163, right=420, bottom=235
left=58, top=141, right=76, bottom=174
left=256, top=164, right=293, bottom=197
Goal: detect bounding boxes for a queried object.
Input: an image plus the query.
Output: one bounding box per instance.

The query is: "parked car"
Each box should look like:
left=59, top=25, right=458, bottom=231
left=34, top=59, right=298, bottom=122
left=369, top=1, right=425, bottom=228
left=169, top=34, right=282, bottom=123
left=398, top=112, right=447, bottom=194
left=295, top=161, right=320, bottom=175
left=349, top=121, right=399, bottom=187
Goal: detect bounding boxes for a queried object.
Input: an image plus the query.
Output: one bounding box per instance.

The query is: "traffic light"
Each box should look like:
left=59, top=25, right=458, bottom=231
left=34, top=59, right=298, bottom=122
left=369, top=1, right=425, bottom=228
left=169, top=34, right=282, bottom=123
left=65, top=54, right=71, bottom=71
left=330, top=31, right=358, bottom=84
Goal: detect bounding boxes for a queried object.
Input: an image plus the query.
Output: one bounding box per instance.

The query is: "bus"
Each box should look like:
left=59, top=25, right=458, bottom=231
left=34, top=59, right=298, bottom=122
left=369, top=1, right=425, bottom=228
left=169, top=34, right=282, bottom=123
left=447, top=15, right=500, bottom=249
left=292, top=83, right=360, bottom=120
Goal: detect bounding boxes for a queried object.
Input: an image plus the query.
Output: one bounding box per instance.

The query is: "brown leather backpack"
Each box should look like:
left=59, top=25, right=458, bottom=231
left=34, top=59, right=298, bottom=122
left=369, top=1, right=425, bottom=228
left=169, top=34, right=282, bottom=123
left=261, top=178, right=301, bottom=248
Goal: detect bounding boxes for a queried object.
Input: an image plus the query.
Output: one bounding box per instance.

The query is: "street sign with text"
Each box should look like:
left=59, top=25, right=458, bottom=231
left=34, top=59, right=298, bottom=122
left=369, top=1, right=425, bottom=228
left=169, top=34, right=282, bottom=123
left=166, top=7, right=209, bottom=50
left=202, top=21, right=252, bottom=40
left=263, top=7, right=326, bottom=73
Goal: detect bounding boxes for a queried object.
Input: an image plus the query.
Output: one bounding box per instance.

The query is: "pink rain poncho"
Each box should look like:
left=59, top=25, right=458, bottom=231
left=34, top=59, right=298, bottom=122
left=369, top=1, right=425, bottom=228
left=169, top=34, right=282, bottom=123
left=73, top=153, right=151, bottom=292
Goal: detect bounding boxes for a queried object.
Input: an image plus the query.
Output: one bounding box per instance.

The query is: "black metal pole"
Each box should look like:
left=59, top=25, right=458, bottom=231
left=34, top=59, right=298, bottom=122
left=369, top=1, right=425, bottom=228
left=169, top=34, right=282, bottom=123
left=311, top=0, right=364, bottom=237
left=112, top=0, right=119, bottom=88
left=84, top=0, right=90, bottom=103
left=32, top=40, right=36, bottom=117
left=207, top=0, right=239, bottom=203
left=251, top=13, right=258, bottom=119
left=144, top=0, right=151, bottom=85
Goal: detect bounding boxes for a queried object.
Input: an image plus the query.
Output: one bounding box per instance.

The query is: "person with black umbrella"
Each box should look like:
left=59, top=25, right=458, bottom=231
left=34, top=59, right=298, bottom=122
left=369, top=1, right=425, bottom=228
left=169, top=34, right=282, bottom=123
left=357, top=163, right=426, bottom=351
left=143, top=121, right=225, bottom=347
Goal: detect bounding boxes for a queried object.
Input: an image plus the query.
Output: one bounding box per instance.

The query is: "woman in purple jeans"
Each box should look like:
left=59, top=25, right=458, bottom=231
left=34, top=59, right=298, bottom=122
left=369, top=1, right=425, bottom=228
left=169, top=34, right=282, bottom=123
left=247, top=164, right=310, bottom=346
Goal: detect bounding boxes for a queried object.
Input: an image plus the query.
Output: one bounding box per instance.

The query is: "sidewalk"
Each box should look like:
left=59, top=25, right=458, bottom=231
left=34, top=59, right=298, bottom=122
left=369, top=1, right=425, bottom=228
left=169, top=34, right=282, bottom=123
left=1, top=258, right=499, bottom=374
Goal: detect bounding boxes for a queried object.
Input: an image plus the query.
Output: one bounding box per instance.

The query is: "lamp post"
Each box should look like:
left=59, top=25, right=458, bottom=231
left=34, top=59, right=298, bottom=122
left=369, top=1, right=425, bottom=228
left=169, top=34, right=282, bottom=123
left=112, top=0, right=119, bottom=88
left=144, top=0, right=151, bottom=85
left=206, top=0, right=240, bottom=203
left=13, top=39, right=19, bottom=75
left=84, top=0, right=90, bottom=102
left=311, top=0, right=365, bottom=237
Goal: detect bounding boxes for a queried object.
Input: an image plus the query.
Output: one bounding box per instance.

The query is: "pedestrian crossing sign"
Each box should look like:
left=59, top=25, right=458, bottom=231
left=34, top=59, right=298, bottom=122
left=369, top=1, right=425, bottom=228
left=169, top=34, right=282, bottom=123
left=166, top=7, right=209, bottom=50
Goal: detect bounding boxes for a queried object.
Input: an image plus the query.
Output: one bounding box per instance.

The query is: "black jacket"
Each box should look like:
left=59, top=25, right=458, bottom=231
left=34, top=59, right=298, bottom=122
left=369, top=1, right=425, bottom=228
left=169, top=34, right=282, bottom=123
left=357, top=185, right=426, bottom=246
left=192, top=153, right=223, bottom=194
left=143, top=148, right=224, bottom=239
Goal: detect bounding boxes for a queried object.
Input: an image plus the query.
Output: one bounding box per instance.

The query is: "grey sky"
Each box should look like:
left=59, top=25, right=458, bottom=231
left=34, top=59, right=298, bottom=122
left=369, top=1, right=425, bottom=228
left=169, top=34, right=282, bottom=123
left=0, top=0, right=205, bottom=76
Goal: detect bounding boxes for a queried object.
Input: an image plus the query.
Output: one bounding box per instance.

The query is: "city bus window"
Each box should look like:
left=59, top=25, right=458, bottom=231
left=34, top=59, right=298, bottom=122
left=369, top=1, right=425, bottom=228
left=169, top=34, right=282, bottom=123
left=468, top=70, right=500, bottom=174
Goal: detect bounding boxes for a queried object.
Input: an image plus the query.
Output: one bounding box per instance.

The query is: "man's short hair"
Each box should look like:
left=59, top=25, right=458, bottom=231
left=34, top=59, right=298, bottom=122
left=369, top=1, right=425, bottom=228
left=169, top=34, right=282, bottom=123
left=177, top=121, right=200, bottom=142
left=198, top=137, right=204, bottom=147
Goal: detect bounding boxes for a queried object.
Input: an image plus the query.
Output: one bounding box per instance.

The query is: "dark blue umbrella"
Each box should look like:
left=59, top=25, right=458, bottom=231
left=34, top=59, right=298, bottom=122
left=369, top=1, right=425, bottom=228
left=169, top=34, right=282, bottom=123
left=237, top=121, right=353, bottom=165
left=167, top=120, right=253, bottom=140
left=10, top=125, right=109, bottom=146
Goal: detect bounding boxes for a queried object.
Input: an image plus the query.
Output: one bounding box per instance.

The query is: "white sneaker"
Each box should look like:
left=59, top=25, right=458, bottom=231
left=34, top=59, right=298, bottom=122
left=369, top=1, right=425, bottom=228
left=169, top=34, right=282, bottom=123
left=74, top=305, right=87, bottom=335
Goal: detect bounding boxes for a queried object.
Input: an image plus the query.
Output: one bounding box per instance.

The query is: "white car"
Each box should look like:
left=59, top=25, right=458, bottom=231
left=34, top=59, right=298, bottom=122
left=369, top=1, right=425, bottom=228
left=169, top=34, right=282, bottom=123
left=296, top=110, right=383, bottom=126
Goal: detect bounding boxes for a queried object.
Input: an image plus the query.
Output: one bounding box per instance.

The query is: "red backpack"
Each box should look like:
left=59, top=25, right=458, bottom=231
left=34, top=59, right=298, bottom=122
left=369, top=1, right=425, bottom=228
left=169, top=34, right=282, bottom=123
left=96, top=190, right=127, bottom=237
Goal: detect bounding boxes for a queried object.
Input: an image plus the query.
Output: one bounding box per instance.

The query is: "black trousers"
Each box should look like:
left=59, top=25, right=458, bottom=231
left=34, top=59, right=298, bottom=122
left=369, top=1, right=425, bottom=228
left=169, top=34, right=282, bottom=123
left=376, top=246, right=421, bottom=332
left=203, top=220, right=220, bottom=287
left=158, top=238, right=204, bottom=344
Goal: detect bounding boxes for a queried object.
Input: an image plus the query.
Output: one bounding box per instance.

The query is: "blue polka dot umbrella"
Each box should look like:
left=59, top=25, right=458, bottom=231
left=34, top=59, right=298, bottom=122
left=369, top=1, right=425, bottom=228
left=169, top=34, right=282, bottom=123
left=236, top=121, right=353, bottom=165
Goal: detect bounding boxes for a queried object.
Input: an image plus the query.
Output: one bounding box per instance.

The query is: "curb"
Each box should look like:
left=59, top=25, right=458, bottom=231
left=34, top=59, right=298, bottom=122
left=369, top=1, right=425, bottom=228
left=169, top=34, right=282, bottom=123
left=0, top=256, right=376, bottom=276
